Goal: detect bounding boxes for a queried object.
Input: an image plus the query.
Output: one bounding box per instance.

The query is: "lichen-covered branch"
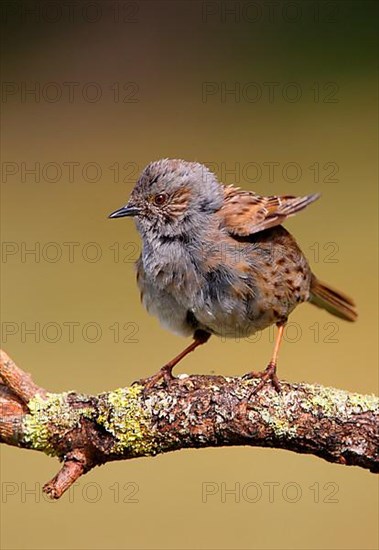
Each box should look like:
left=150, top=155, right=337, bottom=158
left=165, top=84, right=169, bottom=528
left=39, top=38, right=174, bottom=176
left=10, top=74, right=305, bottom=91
left=0, top=349, right=378, bottom=499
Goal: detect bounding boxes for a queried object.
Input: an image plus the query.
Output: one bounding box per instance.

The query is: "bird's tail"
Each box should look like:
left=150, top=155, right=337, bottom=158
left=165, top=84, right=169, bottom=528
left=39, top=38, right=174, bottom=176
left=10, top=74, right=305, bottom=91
left=309, top=275, right=357, bottom=322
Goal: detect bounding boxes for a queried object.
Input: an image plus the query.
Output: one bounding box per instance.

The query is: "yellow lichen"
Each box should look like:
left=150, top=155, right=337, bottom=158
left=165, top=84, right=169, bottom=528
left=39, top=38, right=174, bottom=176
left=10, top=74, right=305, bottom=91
left=23, top=387, right=158, bottom=457
left=306, top=385, right=379, bottom=419
left=96, top=385, right=157, bottom=455
left=257, top=407, right=297, bottom=438
left=348, top=393, right=379, bottom=413
left=245, top=379, right=378, bottom=437
left=23, top=392, right=83, bottom=456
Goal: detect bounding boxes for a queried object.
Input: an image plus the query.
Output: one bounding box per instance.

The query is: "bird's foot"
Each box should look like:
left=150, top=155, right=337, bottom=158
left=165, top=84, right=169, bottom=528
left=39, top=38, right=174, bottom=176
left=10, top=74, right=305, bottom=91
left=243, top=361, right=281, bottom=395
left=133, top=364, right=176, bottom=393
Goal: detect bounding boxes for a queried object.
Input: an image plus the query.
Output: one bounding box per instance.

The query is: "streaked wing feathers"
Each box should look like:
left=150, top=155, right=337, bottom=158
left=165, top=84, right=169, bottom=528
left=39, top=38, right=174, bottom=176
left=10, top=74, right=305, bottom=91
left=219, top=185, right=320, bottom=236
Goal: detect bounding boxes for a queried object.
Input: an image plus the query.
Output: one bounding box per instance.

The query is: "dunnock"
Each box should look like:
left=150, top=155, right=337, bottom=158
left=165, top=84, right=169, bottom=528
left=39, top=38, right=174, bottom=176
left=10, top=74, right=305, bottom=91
left=109, top=159, right=357, bottom=391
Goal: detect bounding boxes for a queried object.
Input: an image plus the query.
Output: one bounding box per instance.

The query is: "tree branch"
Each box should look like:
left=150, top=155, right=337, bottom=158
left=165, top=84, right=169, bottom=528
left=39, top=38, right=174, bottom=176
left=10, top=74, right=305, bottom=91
left=0, top=349, right=378, bottom=499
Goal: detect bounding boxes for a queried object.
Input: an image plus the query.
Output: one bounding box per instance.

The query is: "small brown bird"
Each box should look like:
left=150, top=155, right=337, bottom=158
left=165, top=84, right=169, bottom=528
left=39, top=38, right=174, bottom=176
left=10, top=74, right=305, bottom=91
left=109, top=159, right=357, bottom=391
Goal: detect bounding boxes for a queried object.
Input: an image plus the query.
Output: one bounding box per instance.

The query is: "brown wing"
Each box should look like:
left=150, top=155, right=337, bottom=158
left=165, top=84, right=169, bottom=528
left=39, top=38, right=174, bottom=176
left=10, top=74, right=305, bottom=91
left=218, top=185, right=320, bottom=237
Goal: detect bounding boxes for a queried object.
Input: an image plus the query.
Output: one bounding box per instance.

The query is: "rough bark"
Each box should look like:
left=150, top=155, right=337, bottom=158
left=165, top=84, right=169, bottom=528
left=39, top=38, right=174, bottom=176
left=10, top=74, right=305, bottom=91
left=0, top=349, right=378, bottom=499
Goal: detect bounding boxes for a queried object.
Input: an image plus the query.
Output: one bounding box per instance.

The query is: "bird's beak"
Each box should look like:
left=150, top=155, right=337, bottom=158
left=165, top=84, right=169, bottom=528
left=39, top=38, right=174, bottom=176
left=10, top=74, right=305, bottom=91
left=108, top=204, right=140, bottom=219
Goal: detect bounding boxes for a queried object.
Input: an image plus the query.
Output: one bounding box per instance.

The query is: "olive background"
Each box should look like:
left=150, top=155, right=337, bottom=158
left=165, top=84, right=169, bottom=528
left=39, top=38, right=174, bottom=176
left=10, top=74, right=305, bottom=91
left=1, top=1, right=378, bottom=549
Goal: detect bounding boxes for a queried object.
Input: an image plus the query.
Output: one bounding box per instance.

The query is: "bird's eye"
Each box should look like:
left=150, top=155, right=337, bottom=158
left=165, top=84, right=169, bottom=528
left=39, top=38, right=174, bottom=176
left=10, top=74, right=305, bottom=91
left=153, top=193, right=167, bottom=206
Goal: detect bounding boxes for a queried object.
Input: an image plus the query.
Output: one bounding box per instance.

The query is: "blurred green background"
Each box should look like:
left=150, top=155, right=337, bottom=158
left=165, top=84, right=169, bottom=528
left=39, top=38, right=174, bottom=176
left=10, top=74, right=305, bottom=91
left=1, top=1, right=378, bottom=549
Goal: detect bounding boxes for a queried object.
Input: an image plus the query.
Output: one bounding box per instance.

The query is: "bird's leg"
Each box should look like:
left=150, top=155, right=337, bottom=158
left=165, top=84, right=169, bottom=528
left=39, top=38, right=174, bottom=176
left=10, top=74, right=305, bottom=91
left=244, top=323, right=285, bottom=394
left=135, top=330, right=211, bottom=391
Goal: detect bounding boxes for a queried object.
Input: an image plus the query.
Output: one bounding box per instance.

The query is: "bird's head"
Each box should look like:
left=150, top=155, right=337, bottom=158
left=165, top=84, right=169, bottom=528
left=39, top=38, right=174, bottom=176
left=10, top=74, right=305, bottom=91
left=109, top=159, right=223, bottom=238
